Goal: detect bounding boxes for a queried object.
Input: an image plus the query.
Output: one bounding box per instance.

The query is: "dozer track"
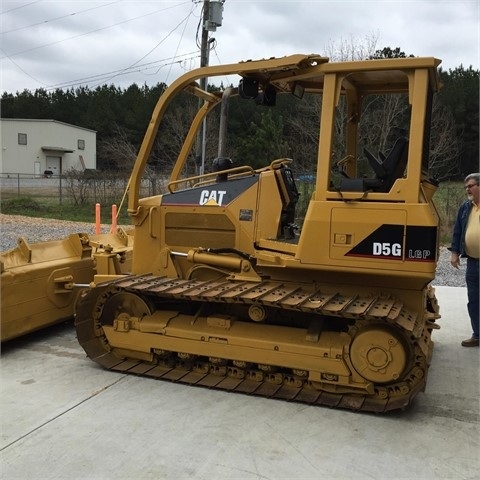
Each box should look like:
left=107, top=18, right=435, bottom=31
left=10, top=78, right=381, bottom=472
left=75, top=274, right=439, bottom=413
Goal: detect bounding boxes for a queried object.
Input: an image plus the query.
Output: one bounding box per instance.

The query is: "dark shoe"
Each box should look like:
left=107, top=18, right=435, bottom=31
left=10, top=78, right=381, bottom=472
left=461, top=337, right=479, bottom=347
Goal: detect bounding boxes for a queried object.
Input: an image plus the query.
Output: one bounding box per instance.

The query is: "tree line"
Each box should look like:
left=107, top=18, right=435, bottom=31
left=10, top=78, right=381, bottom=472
left=1, top=48, right=478, bottom=180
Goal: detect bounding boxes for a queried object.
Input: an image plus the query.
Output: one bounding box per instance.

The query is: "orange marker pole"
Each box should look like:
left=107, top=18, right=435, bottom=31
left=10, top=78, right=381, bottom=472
left=111, top=204, right=117, bottom=233
left=95, top=203, right=101, bottom=234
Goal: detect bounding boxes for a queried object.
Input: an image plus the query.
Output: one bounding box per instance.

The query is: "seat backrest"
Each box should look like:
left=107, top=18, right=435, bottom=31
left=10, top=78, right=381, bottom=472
left=342, top=138, right=409, bottom=193
left=378, top=138, right=408, bottom=192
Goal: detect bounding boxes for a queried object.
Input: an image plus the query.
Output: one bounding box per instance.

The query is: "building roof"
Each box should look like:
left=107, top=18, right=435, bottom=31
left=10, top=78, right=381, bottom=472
left=0, top=118, right=96, bottom=133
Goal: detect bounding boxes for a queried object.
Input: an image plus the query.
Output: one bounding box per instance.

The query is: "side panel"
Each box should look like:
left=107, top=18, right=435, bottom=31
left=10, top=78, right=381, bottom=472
left=132, top=176, right=263, bottom=275
left=331, top=209, right=437, bottom=263
left=296, top=200, right=437, bottom=288
left=330, top=208, right=407, bottom=262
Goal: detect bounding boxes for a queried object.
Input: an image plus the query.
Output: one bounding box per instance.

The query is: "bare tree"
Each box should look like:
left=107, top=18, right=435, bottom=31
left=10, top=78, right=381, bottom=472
left=63, top=167, right=91, bottom=205
left=323, top=33, right=380, bottom=61
left=429, top=98, right=461, bottom=180
left=98, top=124, right=138, bottom=173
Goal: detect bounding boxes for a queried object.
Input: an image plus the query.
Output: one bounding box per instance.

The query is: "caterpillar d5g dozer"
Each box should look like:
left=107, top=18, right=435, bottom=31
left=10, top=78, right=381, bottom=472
left=75, top=54, right=442, bottom=412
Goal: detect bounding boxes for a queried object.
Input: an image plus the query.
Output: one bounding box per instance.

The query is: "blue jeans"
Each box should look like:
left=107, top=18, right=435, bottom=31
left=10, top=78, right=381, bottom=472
left=466, top=257, right=479, bottom=339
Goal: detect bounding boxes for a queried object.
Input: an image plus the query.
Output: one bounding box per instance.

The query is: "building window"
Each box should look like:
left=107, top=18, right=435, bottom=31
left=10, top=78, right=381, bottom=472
left=18, top=133, right=27, bottom=145
left=78, top=139, right=85, bottom=150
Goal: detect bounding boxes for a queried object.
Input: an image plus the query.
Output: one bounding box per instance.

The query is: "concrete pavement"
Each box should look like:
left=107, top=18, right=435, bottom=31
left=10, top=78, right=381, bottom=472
left=1, top=286, right=478, bottom=480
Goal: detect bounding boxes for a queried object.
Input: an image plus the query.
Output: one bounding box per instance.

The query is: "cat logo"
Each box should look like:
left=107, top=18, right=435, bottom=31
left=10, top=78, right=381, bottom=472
left=199, top=189, right=227, bottom=206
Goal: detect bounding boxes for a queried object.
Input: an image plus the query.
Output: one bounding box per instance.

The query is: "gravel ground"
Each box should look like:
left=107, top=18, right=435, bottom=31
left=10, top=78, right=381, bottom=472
left=0, top=213, right=466, bottom=287
left=0, top=213, right=119, bottom=248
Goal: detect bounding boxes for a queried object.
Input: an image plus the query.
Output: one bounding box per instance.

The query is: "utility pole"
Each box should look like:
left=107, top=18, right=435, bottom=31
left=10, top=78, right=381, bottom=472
left=197, top=0, right=209, bottom=176
left=196, top=0, right=224, bottom=176
left=200, top=1, right=210, bottom=73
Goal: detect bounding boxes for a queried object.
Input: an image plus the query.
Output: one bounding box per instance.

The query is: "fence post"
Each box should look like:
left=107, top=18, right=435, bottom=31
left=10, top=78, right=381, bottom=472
left=95, top=203, right=101, bottom=234
left=111, top=204, right=117, bottom=233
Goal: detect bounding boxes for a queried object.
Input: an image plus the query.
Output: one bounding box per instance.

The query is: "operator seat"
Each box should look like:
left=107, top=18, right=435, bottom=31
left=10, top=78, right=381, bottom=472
left=364, top=137, right=409, bottom=192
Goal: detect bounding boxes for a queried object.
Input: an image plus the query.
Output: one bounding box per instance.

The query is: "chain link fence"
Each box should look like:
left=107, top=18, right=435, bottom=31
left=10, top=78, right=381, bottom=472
left=0, top=172, right=463, bottom=244
left=0, top=172, right=167, bottom=207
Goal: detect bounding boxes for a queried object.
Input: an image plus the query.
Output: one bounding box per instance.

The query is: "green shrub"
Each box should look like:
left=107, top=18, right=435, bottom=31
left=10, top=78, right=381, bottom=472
left=433, top=182, right=465, bottom=244
left=1, top=196, right=44, bottom=213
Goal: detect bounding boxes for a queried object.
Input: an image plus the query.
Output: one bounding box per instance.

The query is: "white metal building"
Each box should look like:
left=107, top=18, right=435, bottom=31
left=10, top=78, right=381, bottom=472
left=0, top=119, right=96, bottom=176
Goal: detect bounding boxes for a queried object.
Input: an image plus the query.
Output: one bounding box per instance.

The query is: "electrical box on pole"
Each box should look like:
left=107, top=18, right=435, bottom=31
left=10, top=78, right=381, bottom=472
left=205, top=1, right=224, bottom=31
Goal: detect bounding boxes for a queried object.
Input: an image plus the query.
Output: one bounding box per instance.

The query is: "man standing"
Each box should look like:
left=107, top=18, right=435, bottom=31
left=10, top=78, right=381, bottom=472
left=449, top=173, right=480, bottom=347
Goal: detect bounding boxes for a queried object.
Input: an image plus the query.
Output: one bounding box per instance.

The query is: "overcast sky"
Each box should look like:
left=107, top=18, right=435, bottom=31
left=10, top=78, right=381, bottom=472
left=1, top=0, right=479, bottom=94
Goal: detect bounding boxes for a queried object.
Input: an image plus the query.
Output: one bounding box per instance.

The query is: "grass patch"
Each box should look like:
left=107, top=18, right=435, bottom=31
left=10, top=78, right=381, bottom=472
left=1, top=196, right=44, bottom=213
left=1, top=196, right=131, bottom=224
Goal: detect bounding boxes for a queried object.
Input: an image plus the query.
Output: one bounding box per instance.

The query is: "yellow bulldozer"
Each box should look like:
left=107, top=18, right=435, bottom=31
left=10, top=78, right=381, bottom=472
left=72, top=54, right=442, bottom=412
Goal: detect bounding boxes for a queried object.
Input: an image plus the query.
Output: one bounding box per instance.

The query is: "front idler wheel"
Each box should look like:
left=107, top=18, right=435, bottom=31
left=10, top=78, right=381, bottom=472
left=349, top=325, right=411, bottom=384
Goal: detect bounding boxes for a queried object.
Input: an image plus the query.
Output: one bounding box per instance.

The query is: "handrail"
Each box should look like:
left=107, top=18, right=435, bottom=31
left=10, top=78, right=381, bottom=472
left=167, top=165, right=255, bottom=193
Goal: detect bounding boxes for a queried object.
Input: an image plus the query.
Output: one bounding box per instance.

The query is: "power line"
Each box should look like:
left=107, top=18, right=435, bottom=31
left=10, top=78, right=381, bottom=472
left=119, top=8, right=194, bottom=75
left=51, top=52, right=200, bottom=91
left=164, top=1, right=198, bottom=84
left=1, top=1, right=206, bottom=92
left=0, top=0, right=43, bottom=16
left=88, top=3, right=198, bottom=89
left=1, top=1, right=123, bottom=35
left=0, top=46, right=48, bottom=87
left=2, top=0, right=198, bottom=92
left=1, top=1, right=191, bottom=59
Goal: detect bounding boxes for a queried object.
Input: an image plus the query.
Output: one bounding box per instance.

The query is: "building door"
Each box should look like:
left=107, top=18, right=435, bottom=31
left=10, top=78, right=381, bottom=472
left=46, top=156, right=61, bottom=175
left=34, top=161, right=41, bottom=178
